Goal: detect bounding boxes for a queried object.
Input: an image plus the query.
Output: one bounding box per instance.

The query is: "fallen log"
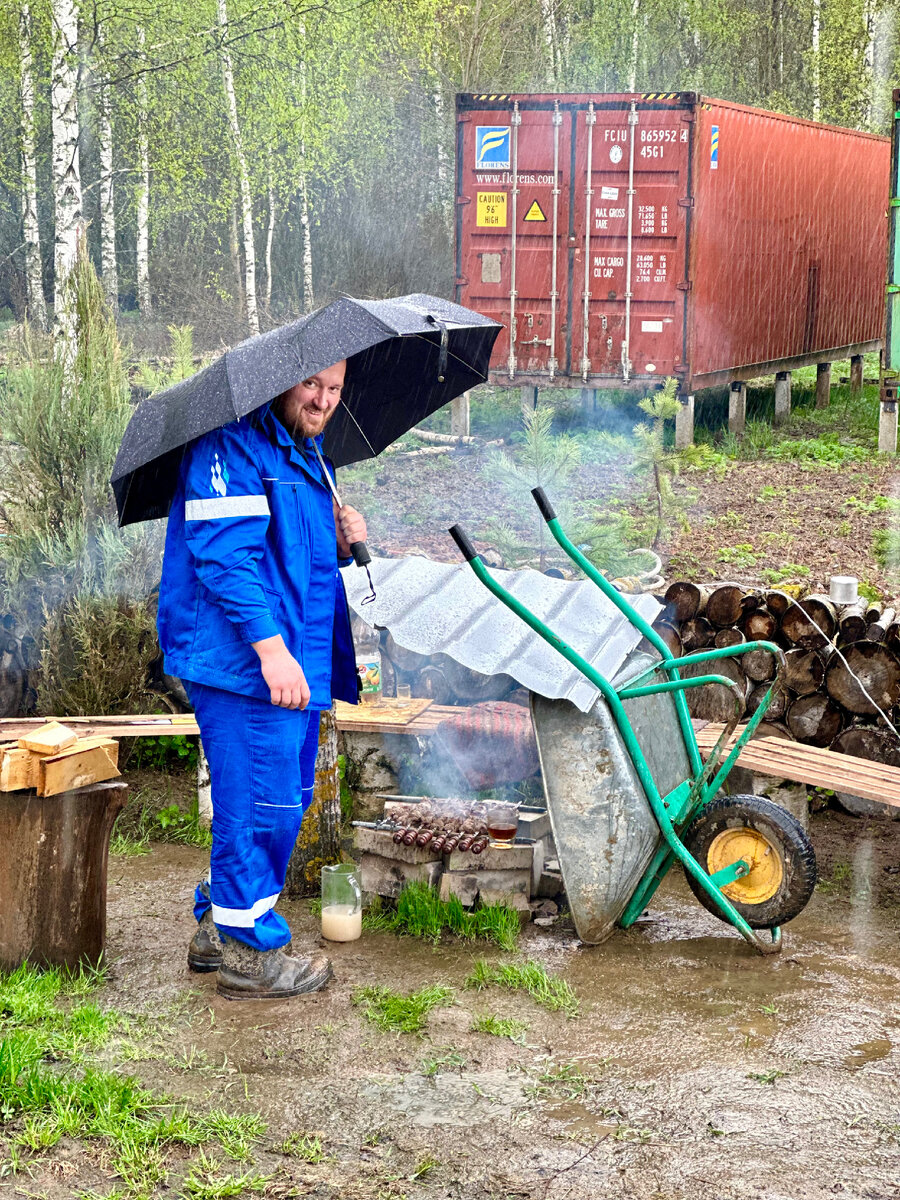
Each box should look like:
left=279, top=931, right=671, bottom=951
left=787, top=693, right=844, bottom=747
left=825, top=642, right=900, bottom=716
left=705, top=584, right=745, bottom=629
left=782, top=648, right=826, bottom=696
left=780, top=595, right=837, bottom=649
left=681, top=658, right=747, bottom=723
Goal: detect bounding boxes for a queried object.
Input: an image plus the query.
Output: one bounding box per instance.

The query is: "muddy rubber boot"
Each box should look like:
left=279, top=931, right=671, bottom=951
left=187, top=909, right=224, bottom=973
left=216, top=939, right=332, bottom=1001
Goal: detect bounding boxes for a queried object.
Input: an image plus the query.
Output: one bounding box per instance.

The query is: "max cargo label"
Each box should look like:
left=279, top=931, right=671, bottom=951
left=524, top=199, right=547, bottom=222
left=477, top=191, right=507, bottom=227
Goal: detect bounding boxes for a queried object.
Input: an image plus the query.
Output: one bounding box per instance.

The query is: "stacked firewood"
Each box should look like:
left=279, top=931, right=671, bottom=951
left=0, top=721, right=121, bottom=796
left=654, top=582, right=900, bottom=766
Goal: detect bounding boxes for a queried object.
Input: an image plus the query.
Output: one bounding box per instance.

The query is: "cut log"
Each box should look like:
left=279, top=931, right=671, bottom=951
left=787, top=693, right=844, bottom=747
left=741, top=646, right=776, bottom=682
left=742, top=609, right=778, bottom=641
left=782, top=648, right=825, bottom=696
left=838, top=602, right=869, bottom=644
left=714, top=628, right=745, bottom=649
left=886, top=622, right=900, bottom=654
left=663, top=581, right=707, bottom=622
left=751, top=720, right=794, bottom=741
left=706, top=584, right=746, bottom=628
left=764, top=590, right=792, bottom=618
left=37, top=738, right=120, bottom=798
left=866, top=607, right=896, bottom=643
left=866, top=600, right=884, bottom=625
left=651, top=621, right=682, bottom=657
left=779, top=595, right=836, bottom=649
left=825, top=642, right=900, bottom=716
left=680, top=617, right=714, bottom=652
left=681, top=658, right=748, bottom=723
left=830, top=726, right=900, bottom=766
left=18, top=721, right=78, bottom=755
left=747, top=682, right=786, bottom=720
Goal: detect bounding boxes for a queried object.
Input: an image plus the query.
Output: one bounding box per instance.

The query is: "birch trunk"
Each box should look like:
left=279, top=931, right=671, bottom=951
left=19, top=1, right=47, bottom=330
left=299, top=167, right=314, bottom=312
left=870, top=5, right=894, bottom=131
left=135, top=27, right=151, bottom=314
left=264, top=160, right=275, bottom=314
left=432, top=55, right=451, bottom=222
left=217, top=0, right=258, bottom=335
left=629, top=0, right=640, bottom=92
left=50, top=0, right=81, bottom=363
left=96, top=27, right=118, bottom=311
left=540, top=0, right=557, bottom=88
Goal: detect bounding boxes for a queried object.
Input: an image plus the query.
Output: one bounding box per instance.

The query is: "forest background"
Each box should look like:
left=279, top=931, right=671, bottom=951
left=0, top=0, right=897, bottom=347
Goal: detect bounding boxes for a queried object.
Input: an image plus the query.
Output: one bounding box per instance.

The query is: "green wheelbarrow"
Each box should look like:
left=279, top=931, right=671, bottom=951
left=449, top=488, right=817, bottom=956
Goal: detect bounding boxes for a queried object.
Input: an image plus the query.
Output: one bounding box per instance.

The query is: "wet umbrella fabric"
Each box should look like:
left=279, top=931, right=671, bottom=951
left=111, top=294, right=501, bottom=526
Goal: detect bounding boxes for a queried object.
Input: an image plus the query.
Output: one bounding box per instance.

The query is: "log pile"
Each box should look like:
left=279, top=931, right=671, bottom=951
left=655, top=582, right=900, bottom=766
left=0, top=721, right=120, bottom=797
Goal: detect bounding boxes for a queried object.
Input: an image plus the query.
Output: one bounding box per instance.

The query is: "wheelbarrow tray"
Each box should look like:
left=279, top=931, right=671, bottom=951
left=531, top=649, right=692, bottom=944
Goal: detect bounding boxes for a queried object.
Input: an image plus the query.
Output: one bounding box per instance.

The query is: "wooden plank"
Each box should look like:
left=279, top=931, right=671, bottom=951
left=695, top=724, right=900, bottom=808
left=335, top=697, right=433, bottom=728
left=0, top=747, right=38, bottom=791
left=37, top=740, right=120, bottom=797
left=0, top=717, right=201, bottom=740
left=18, top=721, right=78, bottom=755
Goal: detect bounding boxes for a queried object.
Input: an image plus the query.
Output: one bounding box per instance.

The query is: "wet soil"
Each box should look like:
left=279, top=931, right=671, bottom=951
left=23, top=809, right=900, bottom=1199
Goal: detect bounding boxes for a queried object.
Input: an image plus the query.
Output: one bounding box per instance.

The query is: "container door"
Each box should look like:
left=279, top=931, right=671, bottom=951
left=457, top=100, right=571, bottom=380
left=570, top=100, right=690, bottom=383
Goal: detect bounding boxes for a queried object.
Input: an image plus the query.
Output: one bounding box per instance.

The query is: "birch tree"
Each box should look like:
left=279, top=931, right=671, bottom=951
left=19, top=1, right=46, bottom=329
left=135, top=25, right=151, bottom=314
left=50, top=0, right=81, bottom=363
left=95, top=22, right=117, bottom=310
left=216, top=0, right=258, bottom=334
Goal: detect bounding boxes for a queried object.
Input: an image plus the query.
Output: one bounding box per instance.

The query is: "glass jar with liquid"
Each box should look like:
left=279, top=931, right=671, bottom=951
left=321, top=863, right=362, bottom=941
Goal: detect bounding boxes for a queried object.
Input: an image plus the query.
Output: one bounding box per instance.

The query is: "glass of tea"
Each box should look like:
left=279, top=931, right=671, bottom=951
left=486, top=802, right=518, bottom=850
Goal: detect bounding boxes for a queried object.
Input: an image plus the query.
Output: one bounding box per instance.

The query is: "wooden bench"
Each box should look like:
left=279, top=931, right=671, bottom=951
left=695, top=723, right=900, bottom=810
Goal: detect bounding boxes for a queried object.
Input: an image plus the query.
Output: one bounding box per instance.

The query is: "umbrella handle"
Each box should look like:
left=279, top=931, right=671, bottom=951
left=350, top=541, right=371, bottom=568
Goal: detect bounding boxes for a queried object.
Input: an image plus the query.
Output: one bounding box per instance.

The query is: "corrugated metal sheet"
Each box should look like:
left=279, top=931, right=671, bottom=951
left=341, top=556, right=661, bottom=712
left=455, top=92, right=888, bottom=391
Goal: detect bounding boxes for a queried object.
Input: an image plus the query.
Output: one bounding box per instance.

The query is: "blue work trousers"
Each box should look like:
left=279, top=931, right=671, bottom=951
left=186, top=681, right=321, bottom=951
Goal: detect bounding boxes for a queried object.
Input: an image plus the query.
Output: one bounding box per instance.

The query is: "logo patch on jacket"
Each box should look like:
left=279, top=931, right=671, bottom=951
left=210, top=454, right=229, bottom=497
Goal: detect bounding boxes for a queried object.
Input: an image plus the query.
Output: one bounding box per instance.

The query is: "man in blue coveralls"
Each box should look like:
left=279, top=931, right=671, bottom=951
left=157, top=360, right=364, bottom=1000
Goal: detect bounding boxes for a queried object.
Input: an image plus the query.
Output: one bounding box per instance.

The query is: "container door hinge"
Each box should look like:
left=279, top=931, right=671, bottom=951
left=455, top=276, right=469, bottom=288
left=457, top=195, right=472, bottom=206
left=678, top=196, right=694, bottom=208
left=676, top=280, right=692, bottom=292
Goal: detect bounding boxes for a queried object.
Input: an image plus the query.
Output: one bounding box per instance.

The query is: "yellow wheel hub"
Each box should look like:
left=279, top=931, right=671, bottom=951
left=707, top=827, right=783, bottom=905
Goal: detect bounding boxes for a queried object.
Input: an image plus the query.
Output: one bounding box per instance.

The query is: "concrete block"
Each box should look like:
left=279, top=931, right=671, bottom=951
left=516, top=810, right=551, bottom=840
left=354, top=826, right=442, bottom=863
left=675, top=394, right=695, bottom=449
left=536, top=866, right=564, bottom=899
left=441, top=868, right=533, bottom=913
left=726, top=765, right=808, bottom=831
left=359, top=852, right=442, bottom=900
left=478, top=888, right=533, bottom=916
left=444, top=841, right=534, bottom=872
left=439, top=871, right=479, bottom=906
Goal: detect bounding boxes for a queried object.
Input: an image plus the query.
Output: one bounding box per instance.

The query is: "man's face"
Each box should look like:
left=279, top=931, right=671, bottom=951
left=275, top=360, right=346, bottom=439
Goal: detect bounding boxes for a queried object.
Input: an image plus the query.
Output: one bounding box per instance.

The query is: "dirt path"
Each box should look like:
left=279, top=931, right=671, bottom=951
left=22, top=810, right=898, bottom=1199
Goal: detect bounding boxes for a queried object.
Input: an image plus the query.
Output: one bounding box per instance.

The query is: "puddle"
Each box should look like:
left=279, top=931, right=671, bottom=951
left=843, top=1037, right=892, bottom=1069
left=543, top=1101, right=620, bottom=1138
left=362, top=1068, right=528, bottom=1126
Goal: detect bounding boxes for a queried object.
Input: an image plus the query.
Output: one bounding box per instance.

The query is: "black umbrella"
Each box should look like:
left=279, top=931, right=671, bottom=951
left=111, top=293, right=501, bottom=527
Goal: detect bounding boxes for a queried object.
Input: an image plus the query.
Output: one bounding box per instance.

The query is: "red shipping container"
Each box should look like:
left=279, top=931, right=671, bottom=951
left=455, top=92, right=889, bottom=393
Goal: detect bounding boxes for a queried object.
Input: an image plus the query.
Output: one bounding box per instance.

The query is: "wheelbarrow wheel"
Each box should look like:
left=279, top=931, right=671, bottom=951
left=682, top=794, right=817, bottom=929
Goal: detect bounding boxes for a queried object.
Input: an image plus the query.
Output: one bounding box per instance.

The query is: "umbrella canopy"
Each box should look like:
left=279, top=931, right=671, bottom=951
left=111, top=294, right=501, bottom=526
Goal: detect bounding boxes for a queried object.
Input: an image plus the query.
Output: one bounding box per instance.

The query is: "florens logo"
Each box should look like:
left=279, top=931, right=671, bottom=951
left=476, top=126, right=511, bottom=171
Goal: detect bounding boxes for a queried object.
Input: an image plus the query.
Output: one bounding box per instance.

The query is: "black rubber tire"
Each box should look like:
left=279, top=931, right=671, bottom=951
left=682, top=794, right=817, bottom=929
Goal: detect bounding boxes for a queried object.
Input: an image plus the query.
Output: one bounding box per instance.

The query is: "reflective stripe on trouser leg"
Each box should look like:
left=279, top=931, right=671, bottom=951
left=186, top=681, right=321, bottom=951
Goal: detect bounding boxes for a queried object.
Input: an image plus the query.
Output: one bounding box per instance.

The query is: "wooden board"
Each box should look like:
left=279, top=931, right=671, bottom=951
left=695, top=723, right=900, bottom=809
left=37, top=739, right=120, bottom=797
left=0, top=747, right=37, bottom=791
left=19, top=721, right=78, bottom=755
left=0, top=716, right=201, bottom=740
left=335, top=697, right=433, bottom=730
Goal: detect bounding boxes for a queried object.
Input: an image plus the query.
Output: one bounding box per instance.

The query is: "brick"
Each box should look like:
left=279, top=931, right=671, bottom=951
left=359, top=852, right=442, bottom=900
left=354, top=825, right=442, bottom=864
left=444, top=841, right=533, bottom=871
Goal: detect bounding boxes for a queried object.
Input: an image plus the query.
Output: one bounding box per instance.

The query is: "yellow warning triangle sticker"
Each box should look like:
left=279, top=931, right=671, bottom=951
left=524, top=199, right=547, bottom=222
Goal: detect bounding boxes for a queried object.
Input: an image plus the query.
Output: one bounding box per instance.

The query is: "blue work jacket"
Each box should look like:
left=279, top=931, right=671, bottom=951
left=158, top=404, right=359, bottom=708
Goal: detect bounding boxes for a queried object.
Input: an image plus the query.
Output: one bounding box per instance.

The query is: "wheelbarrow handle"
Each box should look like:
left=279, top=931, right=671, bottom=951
left=449, top=524, right=481, bottom=563
left=531, top=487, right=557, bottom=522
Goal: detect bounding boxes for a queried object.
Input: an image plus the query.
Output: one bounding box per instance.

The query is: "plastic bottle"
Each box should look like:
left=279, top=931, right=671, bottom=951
left=353, top=620, right=382, bottom=705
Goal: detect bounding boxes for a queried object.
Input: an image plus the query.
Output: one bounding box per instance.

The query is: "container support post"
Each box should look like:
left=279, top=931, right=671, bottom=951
left=675, top=390, right=694, bottom=448
left=581, top=103, right=596, bottom=382
left=621, top=102, right=639, bottom=383
left=880, top=383, right=899, bottom=453
left=816, top=361, right=831, bottom=408
left=507, top=102, right=521, bottom=379
left=548, top=101, right=561, bottom=380
left=728, top=381, right=746, bottom=436
left=849, top=354, right=864, bottom=397
left=774, top=370, right=791, bottom=425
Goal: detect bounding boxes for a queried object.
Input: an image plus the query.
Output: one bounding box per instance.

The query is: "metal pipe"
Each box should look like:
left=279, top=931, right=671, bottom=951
left=507, top=102, right=521, bottom=379
left=621, top=102, right=639, bottom=383
left=581, top=102, right=596, bottom=382
left=549, top=101, right=561, bottom=380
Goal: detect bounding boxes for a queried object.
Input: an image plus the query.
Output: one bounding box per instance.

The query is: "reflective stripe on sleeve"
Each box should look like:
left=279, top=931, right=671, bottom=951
left=185, top=495, right=270, bottom=521
left=211, top=892, right=281, bottom=928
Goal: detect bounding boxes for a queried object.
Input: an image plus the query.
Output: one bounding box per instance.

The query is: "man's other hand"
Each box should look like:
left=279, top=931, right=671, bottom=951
left=336, top=503, right=367, bottom=558
left=252, top=635, right=310, bottom=708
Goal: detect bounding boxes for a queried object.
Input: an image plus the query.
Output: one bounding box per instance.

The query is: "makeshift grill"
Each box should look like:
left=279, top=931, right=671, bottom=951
left=353, top=795, right=517, bottom=856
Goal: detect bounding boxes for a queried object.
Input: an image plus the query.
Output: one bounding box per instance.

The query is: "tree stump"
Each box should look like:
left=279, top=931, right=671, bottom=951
left=284, top=708, right=341, bottom=898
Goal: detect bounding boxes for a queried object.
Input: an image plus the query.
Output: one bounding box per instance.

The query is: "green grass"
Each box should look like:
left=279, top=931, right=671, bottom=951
left=470, top=1014, right=529, bottom=1042
left=464, top=959, right=579, bottom=1018
left=275, top=1131, right=331, bottom=1162
left=759, top=564, right=810, bottom=585
left=0, top=963, right=267, bottom=1194
left=351, top=984, right=455, bottom=1034
left=419, top=1047, right=467, bottom=1076
left=350, top=882, right=520, bottom=951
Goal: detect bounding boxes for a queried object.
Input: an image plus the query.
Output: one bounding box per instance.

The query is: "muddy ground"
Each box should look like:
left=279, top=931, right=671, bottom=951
left=18, top=806, right=900, bottom=1200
